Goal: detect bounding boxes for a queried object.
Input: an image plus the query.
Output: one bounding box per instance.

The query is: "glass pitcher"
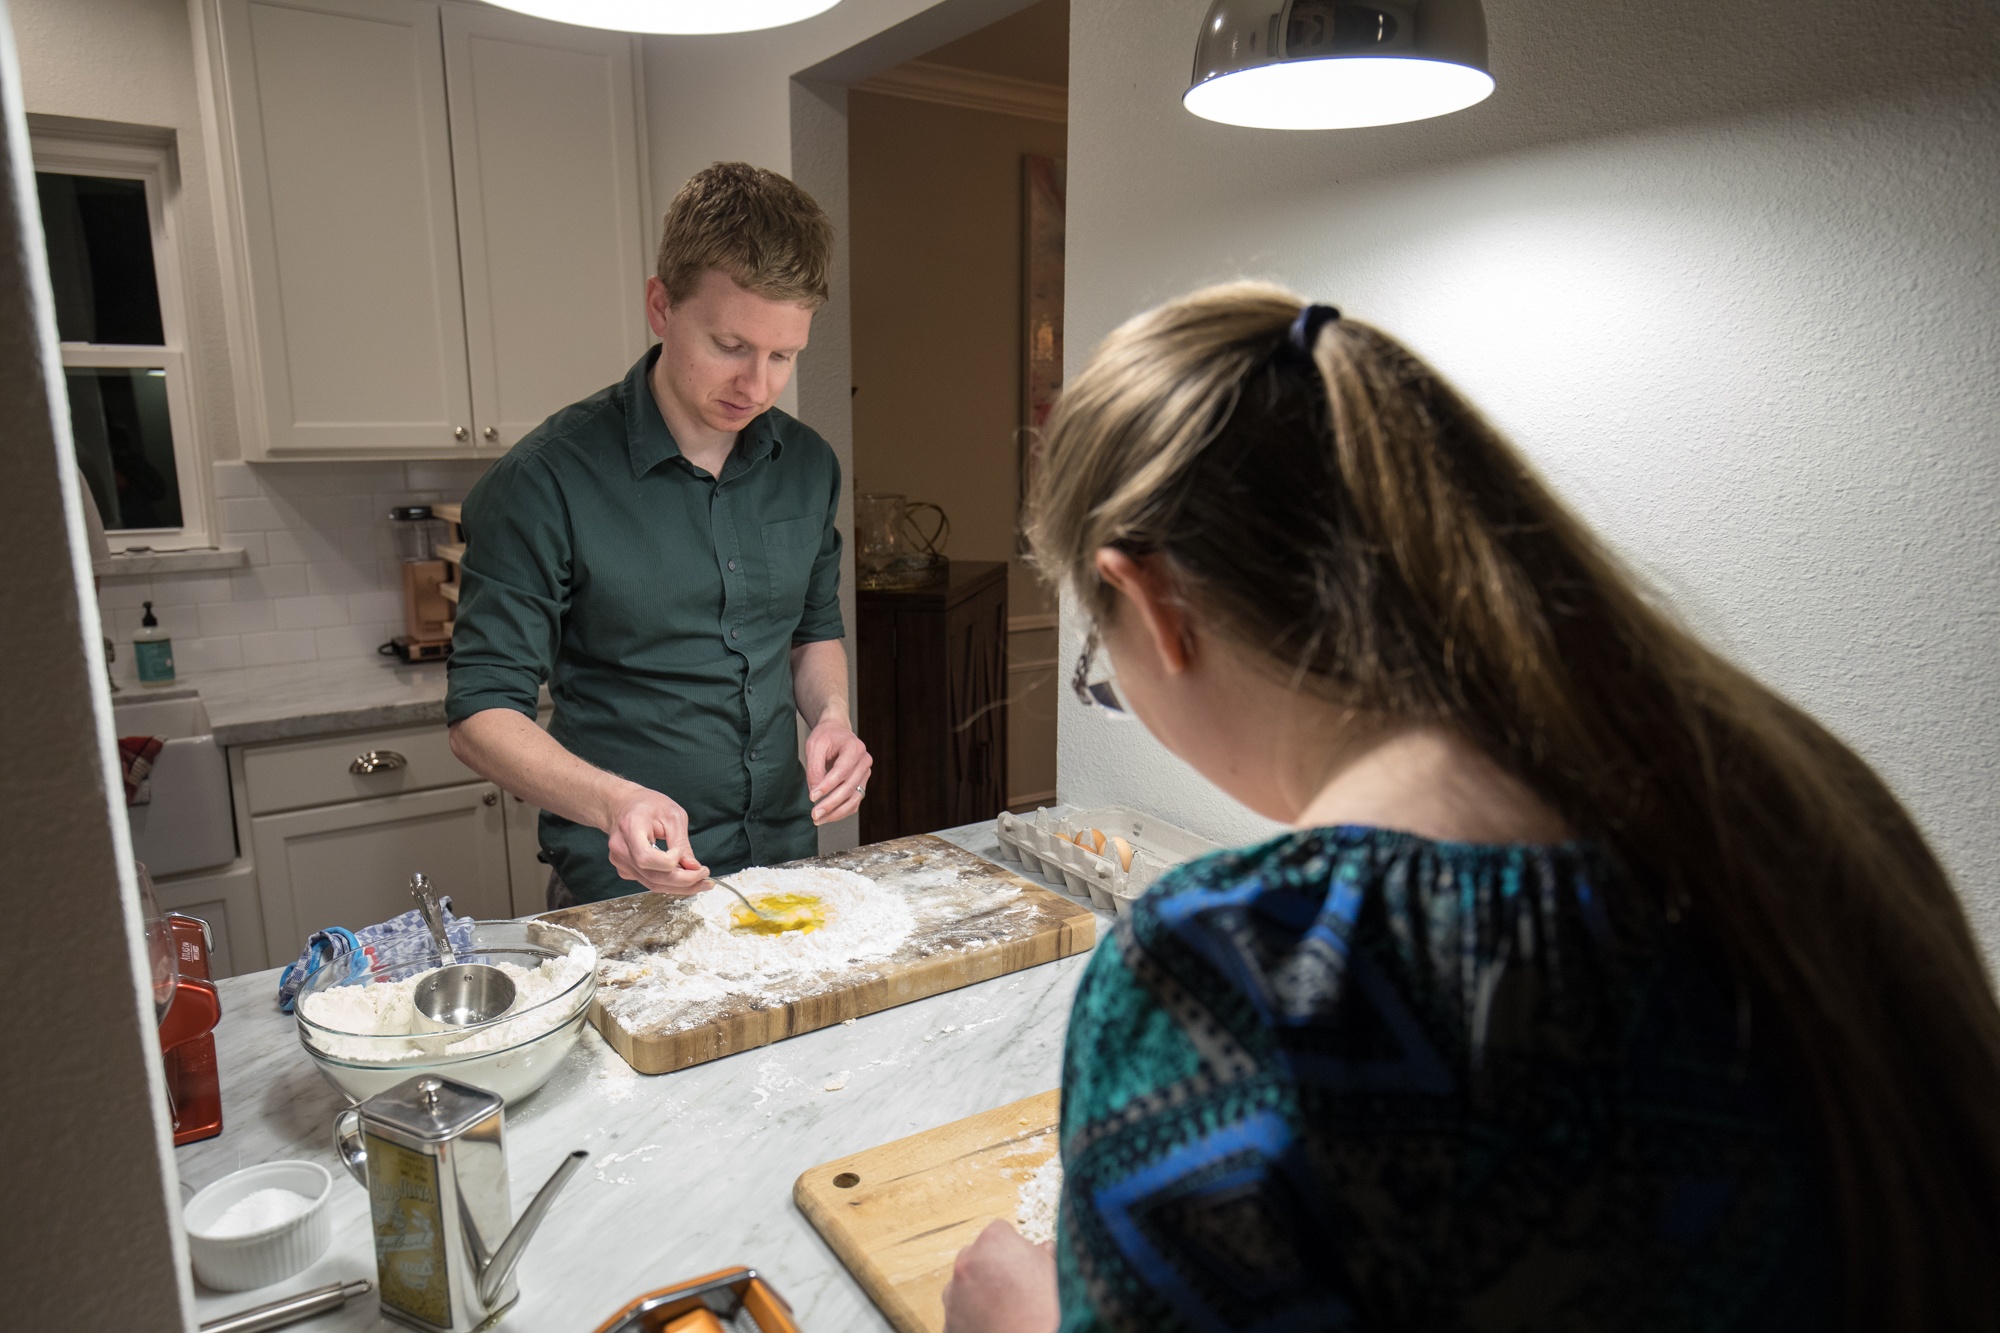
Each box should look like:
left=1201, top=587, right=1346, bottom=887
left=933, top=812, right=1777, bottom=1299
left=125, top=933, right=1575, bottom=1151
left=855, top=493, right=949, bottom=590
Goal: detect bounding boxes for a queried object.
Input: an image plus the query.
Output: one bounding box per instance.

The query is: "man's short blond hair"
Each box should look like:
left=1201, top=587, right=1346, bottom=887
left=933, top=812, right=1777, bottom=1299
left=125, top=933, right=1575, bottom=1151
left=656, top=162, right=832, bottom=310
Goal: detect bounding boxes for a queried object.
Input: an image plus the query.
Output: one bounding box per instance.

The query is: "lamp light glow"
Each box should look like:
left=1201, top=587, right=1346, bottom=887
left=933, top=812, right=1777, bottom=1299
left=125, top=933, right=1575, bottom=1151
left=477, top=0, right=842, bottom=35
left=1185, top=0, right=1493, bottom=131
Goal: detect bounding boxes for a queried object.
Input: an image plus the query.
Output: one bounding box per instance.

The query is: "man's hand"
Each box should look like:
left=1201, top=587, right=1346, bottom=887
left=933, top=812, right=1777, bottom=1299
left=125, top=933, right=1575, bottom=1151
left=942, top=1221, right=1059, bottom=1333
left=804, top=714, right=872, bottom=826
left=602, top=784, right=710, bottom=895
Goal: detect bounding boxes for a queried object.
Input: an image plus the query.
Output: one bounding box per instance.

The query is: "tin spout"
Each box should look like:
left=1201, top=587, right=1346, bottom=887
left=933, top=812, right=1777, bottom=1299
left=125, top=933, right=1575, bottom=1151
left=475, top=1149, right=587, bottom=1309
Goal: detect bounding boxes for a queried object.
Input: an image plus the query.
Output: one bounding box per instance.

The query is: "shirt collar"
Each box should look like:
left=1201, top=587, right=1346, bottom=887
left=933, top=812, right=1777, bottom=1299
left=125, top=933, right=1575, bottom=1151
left=624, top=345, right=785, bottom=480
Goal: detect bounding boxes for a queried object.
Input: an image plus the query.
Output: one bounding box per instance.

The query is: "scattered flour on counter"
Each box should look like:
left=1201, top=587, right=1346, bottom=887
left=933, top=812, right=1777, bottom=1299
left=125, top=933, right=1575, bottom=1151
left=1017, top=1155, right=1063, bottom=1245
left=596, top=866, right=916, bottom=1030
left=300, top=950, right=594, bottom=1063
left=199, top=1187, right=314, bottom=1238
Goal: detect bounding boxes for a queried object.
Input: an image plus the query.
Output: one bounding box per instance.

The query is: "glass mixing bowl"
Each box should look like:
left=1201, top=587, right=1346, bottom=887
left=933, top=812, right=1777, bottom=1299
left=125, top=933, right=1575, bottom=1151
left=294, top=919, right=597, bottom=1106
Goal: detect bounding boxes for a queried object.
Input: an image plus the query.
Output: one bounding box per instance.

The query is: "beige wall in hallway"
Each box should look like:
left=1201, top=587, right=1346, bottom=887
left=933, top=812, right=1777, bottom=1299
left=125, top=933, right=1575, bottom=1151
left=848, top=90, right=1065, bottom=565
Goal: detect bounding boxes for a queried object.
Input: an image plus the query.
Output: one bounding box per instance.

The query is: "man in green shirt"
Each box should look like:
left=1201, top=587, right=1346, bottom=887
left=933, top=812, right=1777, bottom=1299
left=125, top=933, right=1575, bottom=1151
left=445, top=163, right=871, bottom=907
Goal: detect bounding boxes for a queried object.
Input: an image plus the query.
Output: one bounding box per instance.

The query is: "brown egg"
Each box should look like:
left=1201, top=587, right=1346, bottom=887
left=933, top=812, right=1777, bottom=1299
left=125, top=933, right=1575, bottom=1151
left=1108, top=836, right=1135, bottom=872
left=1086, top=828, right=1108, bottom=855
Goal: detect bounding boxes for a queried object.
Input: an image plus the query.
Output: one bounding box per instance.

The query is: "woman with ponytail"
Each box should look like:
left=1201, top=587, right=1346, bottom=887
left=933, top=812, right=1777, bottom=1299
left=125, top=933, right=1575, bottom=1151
left=941, top=284, right=2000, bottom=1332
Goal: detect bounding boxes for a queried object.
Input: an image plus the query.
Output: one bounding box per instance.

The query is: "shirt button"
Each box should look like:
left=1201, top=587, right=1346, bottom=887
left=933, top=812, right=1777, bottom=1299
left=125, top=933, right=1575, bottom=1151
left=730, top=627, right=740, bottom=640
left=727, top=559, right=738, bottom=571
left=746, top=684, right=755, bottom=695
left=749, top=749, right=762, bottom=761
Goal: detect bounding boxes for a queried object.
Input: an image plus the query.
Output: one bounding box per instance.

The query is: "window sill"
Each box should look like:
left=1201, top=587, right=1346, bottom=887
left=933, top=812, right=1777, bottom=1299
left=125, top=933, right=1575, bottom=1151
left=95, top=547, right=250, bottom=579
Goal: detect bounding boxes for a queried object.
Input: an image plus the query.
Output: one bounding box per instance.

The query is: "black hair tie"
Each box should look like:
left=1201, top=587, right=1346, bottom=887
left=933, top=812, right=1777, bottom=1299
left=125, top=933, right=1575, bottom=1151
left=1287, top=303, right=1341, bottom=360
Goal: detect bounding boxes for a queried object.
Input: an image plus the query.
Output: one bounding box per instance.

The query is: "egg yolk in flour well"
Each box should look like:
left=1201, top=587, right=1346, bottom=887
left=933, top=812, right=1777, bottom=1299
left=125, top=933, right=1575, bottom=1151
left=729, top=892, right=827, bottom=936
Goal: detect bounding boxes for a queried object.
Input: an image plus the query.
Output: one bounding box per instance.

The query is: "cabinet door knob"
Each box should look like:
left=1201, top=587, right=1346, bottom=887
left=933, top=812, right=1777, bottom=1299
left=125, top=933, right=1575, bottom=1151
left=454, top=426, right=469, bottom=441
left=483, top=426, right=498, bottom=441
left=482, top=791, right=499, bottom=806
left=349, top=749, right=408, bottom=775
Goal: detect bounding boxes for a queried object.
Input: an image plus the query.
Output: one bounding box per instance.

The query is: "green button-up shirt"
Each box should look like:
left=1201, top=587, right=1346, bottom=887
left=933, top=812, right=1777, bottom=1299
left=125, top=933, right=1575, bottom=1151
left=445, top=348, right=845, bottom=904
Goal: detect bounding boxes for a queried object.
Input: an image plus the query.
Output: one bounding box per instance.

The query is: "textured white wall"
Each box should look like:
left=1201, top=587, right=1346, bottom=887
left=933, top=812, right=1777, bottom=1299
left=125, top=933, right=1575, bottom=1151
left=1060, top=0, right=2000, bottom=952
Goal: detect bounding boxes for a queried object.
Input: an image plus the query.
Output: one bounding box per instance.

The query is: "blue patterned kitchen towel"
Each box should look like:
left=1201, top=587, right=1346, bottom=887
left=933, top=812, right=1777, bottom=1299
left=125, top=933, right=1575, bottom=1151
left=277, top=903, right=477, bottom=1012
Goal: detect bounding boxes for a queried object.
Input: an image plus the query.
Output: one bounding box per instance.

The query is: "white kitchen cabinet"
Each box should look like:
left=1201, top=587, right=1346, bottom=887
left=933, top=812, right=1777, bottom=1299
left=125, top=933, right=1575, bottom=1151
left=442, top=5, right=649, bottom=452
left=503, top=789, right=549, bottom=916
left=250, top=779, right=512, bottom=964
left=204, top=0, right=648, bottom=460
left=153, top=861, right=264, bottom=980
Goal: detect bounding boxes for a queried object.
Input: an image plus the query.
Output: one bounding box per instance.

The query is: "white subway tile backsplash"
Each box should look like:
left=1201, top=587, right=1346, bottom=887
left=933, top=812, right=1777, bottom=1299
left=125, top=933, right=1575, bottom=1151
left=315, top=621, right=395, bottom=657
left=218, top=496, right=285, bottom=533
left=198, top=600, right=275, bottom=637
left=341, top=527, right=396, bottom=563
left=95, top=461, right=486, bottom=677
left=274, top=594, right=351, bottom=630
left=306, top=561, right=381, bottom=597
left=234, top=531, right=270, bottom=565
left=175, top=635, right=244, bottom=674
left=150, top=572, right=236, bottom=607
left=239, top=629, right=319, bottom=667
left=347, top=589, right=403, bottom=623
left=407, top=460, right=491, bottom=492
left=290, top=494, right=376, bottom=530
left=98, top=579, right=155, bottom=610
left=212, top=462, right=262, bottom=499
left=234, top=564, right=310, bottom=601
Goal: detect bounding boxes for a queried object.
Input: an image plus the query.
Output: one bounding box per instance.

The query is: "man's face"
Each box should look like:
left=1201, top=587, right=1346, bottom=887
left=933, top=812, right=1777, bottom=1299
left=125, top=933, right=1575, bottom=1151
left=647, top=269, right=814, bottom=438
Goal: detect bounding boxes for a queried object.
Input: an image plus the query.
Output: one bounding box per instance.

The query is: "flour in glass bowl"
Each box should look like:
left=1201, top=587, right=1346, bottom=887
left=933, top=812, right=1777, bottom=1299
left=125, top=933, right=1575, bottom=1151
left=300, top=951, right=594, bottom=1061
left=596, top=866, right=916, bottom=1030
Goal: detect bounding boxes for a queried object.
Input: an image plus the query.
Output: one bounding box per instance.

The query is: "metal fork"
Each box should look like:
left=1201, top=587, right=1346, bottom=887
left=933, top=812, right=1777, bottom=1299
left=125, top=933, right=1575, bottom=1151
left=708, top=875, right=779, bottom=921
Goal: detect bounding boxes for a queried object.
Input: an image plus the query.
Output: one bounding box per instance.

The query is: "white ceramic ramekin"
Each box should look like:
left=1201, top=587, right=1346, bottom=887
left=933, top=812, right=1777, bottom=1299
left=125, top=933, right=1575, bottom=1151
left=183, top=1160, right=333, bottom=1292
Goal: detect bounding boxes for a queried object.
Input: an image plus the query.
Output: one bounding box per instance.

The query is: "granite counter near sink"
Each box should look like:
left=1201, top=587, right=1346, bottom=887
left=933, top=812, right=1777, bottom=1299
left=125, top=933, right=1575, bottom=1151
left=152, top=657, right=545, bottom=746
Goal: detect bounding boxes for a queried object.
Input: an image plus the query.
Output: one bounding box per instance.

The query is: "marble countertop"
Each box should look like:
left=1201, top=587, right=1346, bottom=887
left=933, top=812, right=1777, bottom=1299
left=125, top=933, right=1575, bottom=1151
left=116, top=657, right=547, bottom=747
left=180, top=821, right=1108, bottom=1332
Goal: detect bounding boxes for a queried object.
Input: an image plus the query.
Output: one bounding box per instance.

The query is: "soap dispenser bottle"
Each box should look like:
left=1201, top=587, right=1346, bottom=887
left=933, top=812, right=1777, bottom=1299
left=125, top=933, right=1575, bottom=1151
left=134, top=601, right=175, bottom=687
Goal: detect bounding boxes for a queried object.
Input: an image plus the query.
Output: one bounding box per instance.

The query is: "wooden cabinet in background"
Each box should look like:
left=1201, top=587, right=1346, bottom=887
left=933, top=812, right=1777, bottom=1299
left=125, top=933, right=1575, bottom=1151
left=858, top=561, right=1008, bottom=843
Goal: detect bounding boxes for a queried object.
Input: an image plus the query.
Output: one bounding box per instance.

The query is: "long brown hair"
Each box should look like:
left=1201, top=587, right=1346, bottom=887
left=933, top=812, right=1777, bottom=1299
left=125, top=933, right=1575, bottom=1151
left=1027, top=281, right=2000, bottom=1328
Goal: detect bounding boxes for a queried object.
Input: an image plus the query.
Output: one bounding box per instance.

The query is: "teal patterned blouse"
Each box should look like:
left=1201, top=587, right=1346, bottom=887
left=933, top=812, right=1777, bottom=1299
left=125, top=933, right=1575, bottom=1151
left=1053, top=826, right=1834, bottom=1332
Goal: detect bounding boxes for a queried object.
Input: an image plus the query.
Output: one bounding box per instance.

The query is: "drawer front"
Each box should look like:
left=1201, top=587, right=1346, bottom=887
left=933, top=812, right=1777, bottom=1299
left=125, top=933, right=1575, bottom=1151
left=242, top=723, right=475, bottom=815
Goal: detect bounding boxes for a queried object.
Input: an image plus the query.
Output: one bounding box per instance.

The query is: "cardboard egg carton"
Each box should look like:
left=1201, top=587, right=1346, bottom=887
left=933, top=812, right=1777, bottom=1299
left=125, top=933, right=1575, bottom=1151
left=994, top=805, right=1220, bottom=915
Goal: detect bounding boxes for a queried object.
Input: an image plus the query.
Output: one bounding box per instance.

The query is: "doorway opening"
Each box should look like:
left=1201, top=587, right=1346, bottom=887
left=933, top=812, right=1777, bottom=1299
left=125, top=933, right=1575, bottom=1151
left=845, top=0, right=1068, bottom=839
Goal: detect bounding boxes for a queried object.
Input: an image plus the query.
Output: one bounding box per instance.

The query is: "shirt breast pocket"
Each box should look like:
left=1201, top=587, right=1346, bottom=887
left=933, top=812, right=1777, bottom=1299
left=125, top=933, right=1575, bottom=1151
left=762, top=515, right=821, bottom=614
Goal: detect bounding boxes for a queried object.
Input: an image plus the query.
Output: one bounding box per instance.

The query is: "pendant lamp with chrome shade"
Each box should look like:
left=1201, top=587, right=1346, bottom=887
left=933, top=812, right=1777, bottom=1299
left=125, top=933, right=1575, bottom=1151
left=1185, top=0, right=1493, bottom=130
left=476, top=0, right=843, bottom=35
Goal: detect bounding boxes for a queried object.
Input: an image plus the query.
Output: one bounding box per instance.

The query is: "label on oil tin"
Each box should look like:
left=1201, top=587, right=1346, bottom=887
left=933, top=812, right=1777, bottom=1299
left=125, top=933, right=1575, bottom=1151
left=367, top=1131, right=452, bottom=1327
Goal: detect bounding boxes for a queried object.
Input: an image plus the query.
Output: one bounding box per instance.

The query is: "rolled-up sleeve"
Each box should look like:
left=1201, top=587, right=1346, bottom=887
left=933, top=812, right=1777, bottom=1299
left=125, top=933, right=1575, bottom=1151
left=792, top=451, right=846, bottom=645
left=445, top=452, right=570, bottom=724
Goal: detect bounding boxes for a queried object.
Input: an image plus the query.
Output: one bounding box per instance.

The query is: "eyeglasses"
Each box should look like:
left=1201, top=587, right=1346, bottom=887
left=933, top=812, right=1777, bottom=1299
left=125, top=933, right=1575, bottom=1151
left=1071, top=625, right=1131, bottom=718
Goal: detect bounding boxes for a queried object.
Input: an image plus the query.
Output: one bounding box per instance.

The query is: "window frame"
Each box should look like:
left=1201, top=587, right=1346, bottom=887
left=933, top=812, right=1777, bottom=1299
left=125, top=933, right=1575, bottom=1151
left=32, top=121, right=213, bottom=551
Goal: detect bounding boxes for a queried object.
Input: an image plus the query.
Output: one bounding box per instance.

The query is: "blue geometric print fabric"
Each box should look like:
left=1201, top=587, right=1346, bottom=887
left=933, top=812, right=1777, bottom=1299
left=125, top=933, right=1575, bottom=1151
left=1053, top=826, right=1833, bottom=1332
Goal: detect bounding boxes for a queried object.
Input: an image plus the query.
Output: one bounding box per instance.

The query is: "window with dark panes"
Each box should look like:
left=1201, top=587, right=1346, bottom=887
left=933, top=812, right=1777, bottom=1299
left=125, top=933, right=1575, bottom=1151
left=32, top=136, right=204, bottom=545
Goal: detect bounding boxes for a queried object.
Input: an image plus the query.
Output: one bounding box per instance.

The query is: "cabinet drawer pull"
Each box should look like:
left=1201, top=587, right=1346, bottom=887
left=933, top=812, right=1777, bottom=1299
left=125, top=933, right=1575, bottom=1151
left=349, top=750, right=408, bottom=775
left=482, top=791, right=498, bottom=806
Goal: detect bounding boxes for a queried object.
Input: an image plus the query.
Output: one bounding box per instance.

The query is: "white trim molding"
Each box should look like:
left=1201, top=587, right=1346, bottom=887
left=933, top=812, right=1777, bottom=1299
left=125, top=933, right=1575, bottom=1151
left=855, top=60, right=1066, bottom=124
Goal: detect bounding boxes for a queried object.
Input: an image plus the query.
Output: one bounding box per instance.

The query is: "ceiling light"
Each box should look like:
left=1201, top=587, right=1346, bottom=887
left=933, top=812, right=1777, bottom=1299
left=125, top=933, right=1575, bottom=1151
left=478, top=0, right=843, bottom=35
left=1185, top=0, right=1493, bottom=130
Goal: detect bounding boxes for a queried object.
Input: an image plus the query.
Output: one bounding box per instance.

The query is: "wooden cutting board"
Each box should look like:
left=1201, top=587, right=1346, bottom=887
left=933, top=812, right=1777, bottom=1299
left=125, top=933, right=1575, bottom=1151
left=796, top=1091, right=1062, bottom=1333
left=543, top=836, right=1095, bottom=1075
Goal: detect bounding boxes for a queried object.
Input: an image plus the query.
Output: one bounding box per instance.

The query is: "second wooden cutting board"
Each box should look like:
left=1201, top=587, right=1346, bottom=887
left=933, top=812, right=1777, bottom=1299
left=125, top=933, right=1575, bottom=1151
left=545, top=835, right=1096, bottom=1074
left=796, top=1091, right=1062, bottom=1333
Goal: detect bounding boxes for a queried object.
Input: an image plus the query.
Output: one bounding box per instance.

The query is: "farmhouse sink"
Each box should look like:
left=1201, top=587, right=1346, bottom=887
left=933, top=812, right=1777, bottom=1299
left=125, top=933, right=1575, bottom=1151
left=113, top=693, right=235, bottom=876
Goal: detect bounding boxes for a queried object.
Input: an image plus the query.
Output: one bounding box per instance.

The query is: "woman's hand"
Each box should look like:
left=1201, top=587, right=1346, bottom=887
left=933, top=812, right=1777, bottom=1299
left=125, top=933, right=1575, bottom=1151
left=941, top=1221, right=1059, bottom=1333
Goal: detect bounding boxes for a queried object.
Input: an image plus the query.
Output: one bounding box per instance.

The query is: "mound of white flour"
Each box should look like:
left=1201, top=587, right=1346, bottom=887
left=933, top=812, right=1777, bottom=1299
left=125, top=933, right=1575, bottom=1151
left=596, top=865, right=916, bottom=1028
left=1016, top=1155, right=1063, bottom=1244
